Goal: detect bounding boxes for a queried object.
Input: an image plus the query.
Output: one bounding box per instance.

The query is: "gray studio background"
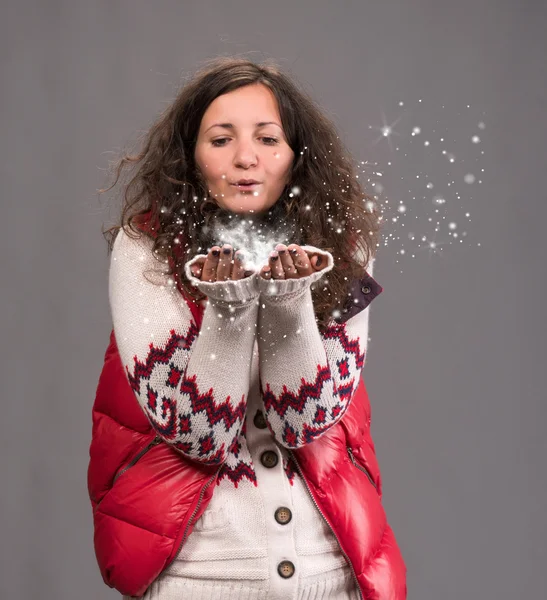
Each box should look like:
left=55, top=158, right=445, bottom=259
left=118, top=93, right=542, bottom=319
left=2, top=1, right=546, bottom=598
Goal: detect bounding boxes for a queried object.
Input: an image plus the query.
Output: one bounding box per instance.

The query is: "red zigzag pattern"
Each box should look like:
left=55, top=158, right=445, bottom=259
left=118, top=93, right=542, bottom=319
left=261, top=323, right=366, bottom=447
left=125, top=326, right=246, bottom=464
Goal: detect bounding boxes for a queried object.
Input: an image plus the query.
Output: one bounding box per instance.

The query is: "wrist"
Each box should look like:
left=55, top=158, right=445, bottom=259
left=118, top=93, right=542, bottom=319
left=257, top=246, right=334, bottom=300
left=184, top=255, right=260, bottom=305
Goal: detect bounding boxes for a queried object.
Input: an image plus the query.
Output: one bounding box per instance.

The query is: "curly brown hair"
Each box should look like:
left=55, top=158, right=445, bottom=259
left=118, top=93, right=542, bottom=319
left=99, top=56, right=383, bottom=332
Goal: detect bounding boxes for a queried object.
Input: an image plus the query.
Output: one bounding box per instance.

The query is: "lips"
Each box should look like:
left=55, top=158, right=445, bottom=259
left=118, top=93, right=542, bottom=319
left=232, top=179, right=260, bottom=185
left=232, top=180, right=261, bottom=191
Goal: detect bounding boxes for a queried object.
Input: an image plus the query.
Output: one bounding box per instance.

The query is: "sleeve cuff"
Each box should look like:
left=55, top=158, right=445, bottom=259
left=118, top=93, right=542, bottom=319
left=257, top=245, right=334, bottom=299
left=184, top=255, right=260, bottom=304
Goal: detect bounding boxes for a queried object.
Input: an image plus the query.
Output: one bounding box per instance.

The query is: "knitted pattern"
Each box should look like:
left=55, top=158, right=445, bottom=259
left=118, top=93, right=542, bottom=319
left=217, top=419, right=258, bottom=487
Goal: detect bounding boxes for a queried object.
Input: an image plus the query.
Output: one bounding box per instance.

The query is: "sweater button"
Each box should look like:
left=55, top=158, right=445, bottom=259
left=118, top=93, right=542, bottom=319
left=277, top=560, right=295, bottom=578
left=361, top=285, right=371, bottom=294
left=253, top=410, right=267, bottom=429
left=275, top=506, right=292, bottom=525
left=260, top=450, right=279, bottom=468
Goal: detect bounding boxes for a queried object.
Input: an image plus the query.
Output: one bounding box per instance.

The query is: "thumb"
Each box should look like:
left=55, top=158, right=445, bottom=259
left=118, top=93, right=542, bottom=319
left=311, top=254, right=324, bottom=270
left=190, top=258, right=205, bottom=277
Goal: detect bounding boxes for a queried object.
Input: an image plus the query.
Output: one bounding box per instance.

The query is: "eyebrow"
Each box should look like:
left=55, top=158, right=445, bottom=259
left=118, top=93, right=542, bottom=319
left=204, top=121, right=282, bottom=134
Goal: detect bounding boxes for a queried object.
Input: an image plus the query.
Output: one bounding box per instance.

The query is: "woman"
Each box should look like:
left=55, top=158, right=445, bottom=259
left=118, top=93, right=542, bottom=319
left=88, top=56, right=407, bottom=599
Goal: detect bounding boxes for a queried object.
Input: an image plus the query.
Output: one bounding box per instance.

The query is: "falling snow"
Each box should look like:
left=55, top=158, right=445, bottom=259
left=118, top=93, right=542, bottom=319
left=363, top=100, right=486, bottom=270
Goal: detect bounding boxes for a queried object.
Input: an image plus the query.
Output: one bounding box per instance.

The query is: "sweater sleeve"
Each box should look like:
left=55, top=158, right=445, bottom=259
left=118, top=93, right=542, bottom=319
left=256, top=246, right=373, bottom=449
left=108, top=228, right=260, bottom=465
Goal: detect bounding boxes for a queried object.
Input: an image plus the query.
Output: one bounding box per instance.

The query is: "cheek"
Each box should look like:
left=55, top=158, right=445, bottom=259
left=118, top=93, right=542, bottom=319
left=196, top=146, right=221, bottom=175
left=272, top=154, right=293, bottom=183
left=197, top=160, right=226, bottom=187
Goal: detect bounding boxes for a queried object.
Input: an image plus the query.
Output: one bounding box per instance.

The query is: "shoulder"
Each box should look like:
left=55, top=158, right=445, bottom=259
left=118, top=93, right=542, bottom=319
left=110, top=226, right=174, bottom=295
left=111, top=226, right=156, bottom=263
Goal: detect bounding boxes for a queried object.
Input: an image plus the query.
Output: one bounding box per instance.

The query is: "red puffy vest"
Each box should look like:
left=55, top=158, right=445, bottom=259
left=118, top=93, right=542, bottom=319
left=87, top=217, right=407, bottom=598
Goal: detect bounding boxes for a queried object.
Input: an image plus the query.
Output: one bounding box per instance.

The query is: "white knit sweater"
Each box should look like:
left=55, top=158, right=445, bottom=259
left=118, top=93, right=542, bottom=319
left=109, top=228, right=374, bottom=600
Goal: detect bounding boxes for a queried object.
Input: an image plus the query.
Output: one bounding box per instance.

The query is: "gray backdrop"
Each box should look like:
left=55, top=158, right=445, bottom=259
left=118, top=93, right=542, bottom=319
left=2, top=1, right=546, bottom=598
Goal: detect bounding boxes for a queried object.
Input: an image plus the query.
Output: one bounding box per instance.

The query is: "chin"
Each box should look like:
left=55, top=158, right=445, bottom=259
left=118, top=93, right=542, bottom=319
left=212, top=191, right=283, bottom=217
left=224, top=203, right=273, bottom=216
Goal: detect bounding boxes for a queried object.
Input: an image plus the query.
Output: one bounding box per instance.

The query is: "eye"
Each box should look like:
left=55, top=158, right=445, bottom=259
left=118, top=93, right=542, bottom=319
left=210, top=136, right=280, bottom=147
left=211, top=138, right=229, bottom=147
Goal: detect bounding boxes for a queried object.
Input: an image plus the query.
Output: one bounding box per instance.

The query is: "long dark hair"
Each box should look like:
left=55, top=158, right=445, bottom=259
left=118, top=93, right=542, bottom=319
left=99, top=56, right=384, bottom=332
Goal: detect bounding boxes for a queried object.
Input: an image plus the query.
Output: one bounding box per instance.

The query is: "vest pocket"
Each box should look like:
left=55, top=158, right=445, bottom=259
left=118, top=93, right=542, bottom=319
left=347, top=446, right=377, bottom=491
left=111, top=435, right=163, bottom=486
left=93, top=435, right=162, bottom=512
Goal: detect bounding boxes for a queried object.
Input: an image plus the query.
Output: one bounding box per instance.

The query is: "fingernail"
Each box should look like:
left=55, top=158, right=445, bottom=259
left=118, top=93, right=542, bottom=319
left=316, top=255, right=322, bottom=267
left=270, top=252, right=279, bottom=261
left=212, top=249, right=220, bottom=257
left=290, top=248, right=298, bottom=255
left=236, top=252, right=244, bottom=261
left=222, top=247, right=232, bottom=255
left=244, top=270, right=254, bottom=277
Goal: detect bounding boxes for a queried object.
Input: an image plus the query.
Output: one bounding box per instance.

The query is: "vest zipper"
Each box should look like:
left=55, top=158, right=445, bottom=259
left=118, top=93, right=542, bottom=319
left=347, top=446, right=377, bottom=490
left=288, top=449, right=364, bottom=600
left=164, top=463, right=223, bottom=571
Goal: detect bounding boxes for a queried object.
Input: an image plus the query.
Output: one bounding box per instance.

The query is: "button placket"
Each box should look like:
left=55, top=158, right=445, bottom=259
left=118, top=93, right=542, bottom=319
left=245, top=395, right=298, bottom=596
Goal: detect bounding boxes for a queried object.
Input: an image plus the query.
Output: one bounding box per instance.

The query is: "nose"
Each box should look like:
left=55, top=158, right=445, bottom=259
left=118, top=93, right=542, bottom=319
left=233, top=139, right=258, bottom=169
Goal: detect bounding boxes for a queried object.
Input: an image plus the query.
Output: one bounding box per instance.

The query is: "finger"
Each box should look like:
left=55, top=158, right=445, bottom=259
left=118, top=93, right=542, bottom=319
left=269, top=250, right=285, bottom=279
left=231, top=250, right=246, bottom=280
left=190, top=257, right=206, bottom=278
left=202, top=247, right=220, bottom=282
left=274, top=243, right=298, bottom=279
left=216, top=244, right=233, bottom=281
left=308, top=253, right=326, bottom=271
left=260, top=265, right=272, bottom=280
left=288, top=245, right=313, bottom=277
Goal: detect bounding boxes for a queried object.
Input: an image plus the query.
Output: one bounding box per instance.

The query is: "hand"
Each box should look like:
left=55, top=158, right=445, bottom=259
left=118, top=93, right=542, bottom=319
left=189, top=245, right=254, bottom=282
left=259, top=243, right=327, bottom=280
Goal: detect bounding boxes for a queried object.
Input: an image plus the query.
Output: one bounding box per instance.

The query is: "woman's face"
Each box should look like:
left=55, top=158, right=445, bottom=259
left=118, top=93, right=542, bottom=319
left=194, top=83, right=295, bottom=217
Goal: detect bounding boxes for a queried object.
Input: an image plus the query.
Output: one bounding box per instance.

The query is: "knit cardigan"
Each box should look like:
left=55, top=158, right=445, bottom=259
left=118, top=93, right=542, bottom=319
left=109, top=228, right=376, bottom=600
